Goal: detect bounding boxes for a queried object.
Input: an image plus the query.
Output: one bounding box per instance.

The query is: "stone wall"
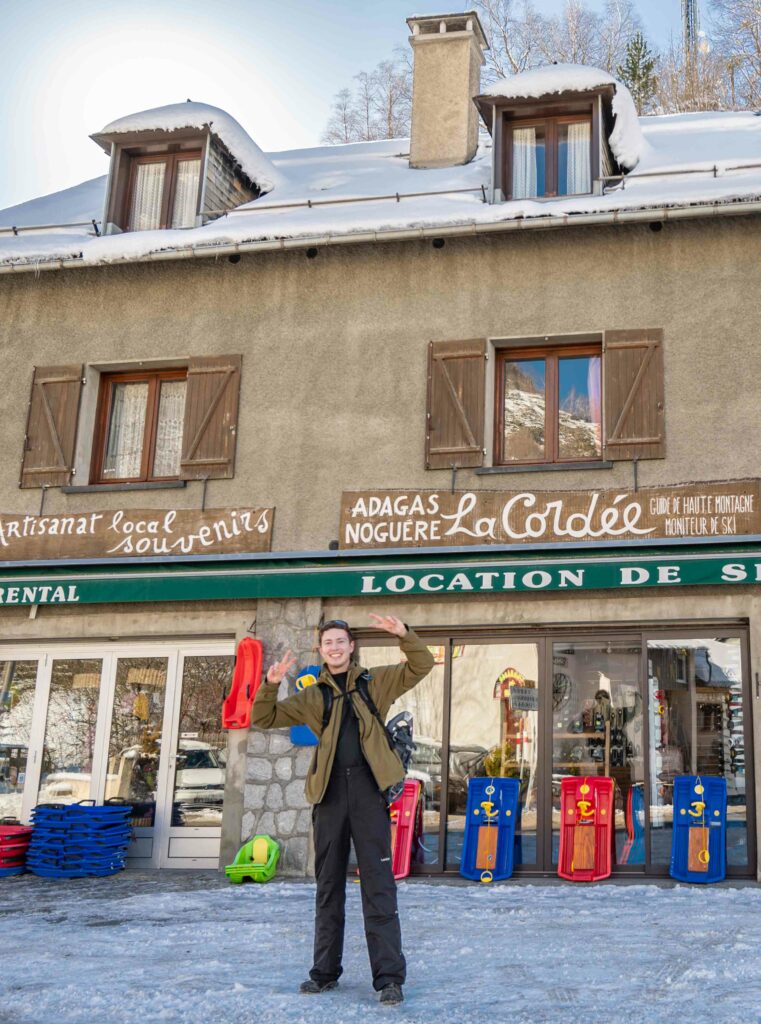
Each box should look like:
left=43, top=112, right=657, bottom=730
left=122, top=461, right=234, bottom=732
left=242, top=597, right=323, bottom=876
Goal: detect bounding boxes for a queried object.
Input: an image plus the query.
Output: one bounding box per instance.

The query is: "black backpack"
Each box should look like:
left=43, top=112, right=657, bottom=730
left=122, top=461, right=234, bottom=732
left=319, top=670, right=415, bottom=804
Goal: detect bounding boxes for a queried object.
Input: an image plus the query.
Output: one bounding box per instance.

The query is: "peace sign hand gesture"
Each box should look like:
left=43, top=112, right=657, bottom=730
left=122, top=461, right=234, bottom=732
left=266, top=649, right=297, bottom=685
left=368, top=614, right=407, bottom=638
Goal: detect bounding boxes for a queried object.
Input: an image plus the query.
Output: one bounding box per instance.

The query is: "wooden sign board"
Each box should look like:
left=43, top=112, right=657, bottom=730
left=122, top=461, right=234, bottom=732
left=340, top=481, right=760, bottom=549
left=0, top=507, right=273, bottom=562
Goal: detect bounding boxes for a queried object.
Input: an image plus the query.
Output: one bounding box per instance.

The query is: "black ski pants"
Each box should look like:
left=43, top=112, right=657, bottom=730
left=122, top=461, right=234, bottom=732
left=310, top=763, right=405, bottom=991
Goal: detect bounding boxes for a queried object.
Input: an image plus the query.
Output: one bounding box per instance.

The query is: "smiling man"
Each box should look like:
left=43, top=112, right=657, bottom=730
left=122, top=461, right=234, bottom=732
left=251, top=613, right=435, bottom=1006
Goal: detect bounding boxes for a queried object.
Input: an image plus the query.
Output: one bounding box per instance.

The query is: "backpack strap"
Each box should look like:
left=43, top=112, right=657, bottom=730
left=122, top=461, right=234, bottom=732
left=355, top=671, right=398, bottom=759
left=318, top=682, right=334, bottom=732
left=354, top=670, right=382, bottom=724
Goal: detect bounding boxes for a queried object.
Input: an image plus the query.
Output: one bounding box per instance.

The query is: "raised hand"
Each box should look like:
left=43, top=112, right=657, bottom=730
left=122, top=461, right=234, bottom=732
left=266, top=649, right=298, bottom=685
left=368, top=613, right=407, bottom=638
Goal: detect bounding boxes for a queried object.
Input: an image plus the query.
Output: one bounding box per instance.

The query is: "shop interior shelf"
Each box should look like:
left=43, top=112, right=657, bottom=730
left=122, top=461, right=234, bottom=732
left=554, top=762, right=606, bottom=768
left=553, top=732, right=607, bottom=739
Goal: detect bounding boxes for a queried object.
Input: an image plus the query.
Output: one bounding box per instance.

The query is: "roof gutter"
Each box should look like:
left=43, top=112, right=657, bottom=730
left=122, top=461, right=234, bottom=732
left=1, top=196, right=761, bottom=276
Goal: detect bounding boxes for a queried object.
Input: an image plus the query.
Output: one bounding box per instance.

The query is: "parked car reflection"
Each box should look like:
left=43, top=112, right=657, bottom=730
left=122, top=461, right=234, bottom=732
left=37, top=738, right=227, bottom=829
left=171, top=740, right=226, bottom=826
left=408, top=737, right=487, bottom=814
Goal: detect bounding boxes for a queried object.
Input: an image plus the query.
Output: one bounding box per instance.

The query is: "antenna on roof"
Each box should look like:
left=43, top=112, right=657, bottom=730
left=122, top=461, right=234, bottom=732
left=682, top=0, right=699, bottom=63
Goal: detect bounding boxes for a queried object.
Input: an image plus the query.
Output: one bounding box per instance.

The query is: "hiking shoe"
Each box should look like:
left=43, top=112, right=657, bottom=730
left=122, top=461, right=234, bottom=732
left=299, top=979, right=338, bottom=994
left=379, top=983, right=404, bottom=1006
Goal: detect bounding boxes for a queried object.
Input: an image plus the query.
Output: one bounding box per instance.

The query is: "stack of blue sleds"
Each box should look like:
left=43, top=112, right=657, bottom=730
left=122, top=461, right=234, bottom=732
left=27, top=800, right=132, bottom=879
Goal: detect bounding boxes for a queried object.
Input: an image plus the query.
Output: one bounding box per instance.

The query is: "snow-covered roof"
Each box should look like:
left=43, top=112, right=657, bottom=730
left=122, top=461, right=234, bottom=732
left=481, top=64, right=644, bottom=170
left=483, top=63, right=619, bottom=100
left=92, top=101, right=285, bottom=193
left=1, top=101, right=760, bottom=273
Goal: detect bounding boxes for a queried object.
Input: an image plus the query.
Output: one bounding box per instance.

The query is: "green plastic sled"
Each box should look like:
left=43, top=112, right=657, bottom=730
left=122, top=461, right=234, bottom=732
left=225, top=834, right=280, bottom=884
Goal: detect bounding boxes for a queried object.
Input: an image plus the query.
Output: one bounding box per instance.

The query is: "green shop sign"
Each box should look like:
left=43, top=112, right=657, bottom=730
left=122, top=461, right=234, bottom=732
left=1, top=549, right=761, bottom=606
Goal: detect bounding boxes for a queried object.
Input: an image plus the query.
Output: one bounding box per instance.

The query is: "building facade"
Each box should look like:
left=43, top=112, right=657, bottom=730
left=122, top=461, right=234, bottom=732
left=1, top=12, right=760, bottom=879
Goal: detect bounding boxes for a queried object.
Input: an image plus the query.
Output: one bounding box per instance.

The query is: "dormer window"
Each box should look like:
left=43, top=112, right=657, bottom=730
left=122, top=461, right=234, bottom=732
left=509, top=115, right=592, bottom=199
left=126, top=151, right=202, bottom=231
left=90, top=103, right=278, bottom=235
left=476, top=66, right=642, bottom=204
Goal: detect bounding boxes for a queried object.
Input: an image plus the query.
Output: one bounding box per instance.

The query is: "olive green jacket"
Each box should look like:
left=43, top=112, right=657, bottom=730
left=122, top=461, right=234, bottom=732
left=251, top=630, right=435, bottom=804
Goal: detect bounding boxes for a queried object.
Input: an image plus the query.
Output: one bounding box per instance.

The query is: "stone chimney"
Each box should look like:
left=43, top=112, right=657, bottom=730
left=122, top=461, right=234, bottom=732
left=407, top=12, right=488, bottom=169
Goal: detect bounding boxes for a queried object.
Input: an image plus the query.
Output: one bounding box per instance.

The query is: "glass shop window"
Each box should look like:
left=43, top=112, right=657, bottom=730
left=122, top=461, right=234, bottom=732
left=647, top=638, right=749, bottom=869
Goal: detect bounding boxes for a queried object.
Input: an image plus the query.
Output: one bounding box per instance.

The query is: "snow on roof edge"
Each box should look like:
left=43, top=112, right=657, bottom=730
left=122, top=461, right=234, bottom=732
left=96, top=102, right=287, bottom=194
left=482, top=64, right=645, bottom=171
left=3, top=189, right=761, bottom=275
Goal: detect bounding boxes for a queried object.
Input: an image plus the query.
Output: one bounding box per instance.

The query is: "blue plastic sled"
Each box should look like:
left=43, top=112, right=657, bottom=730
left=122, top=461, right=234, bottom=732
left=290, top=664, right=321, bottom=746
left=460, top=777, right=520, bottom=882
left=670, top=775, right=727, bottom=884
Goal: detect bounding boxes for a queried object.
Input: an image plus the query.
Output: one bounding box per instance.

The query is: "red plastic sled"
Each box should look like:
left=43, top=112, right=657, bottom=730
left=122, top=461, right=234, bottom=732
left=222, top=638, right=264, bottom=729
left=558, top=776, right=614, bottom=882
left=390, top=780, right=422, bottom=880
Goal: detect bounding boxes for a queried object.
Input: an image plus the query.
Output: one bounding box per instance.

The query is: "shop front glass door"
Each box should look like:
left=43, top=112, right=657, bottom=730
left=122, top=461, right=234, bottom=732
left=37, top=658, right=105, bottom=805
left=647, top=637, right=750, bottom=870
left=103, top=658, right=169, bottom=822
left=169, top=655, right=232, bottom=828
left=551, top=640, right=644, bottom=867
left=447, top=643, right=540, bottom=870
left=156, top=647, right=232, bottom=864
left=362, top=644, right=446, bottom=868
left=0, top=660, right=39, bottom=820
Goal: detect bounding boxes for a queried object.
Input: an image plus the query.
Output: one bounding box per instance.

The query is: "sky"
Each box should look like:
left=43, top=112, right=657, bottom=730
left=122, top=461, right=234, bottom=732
left=0, top=0, right=685, bottom=211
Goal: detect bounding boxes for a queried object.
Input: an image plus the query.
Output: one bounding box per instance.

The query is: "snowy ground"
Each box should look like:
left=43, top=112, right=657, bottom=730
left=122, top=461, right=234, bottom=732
left=2, top=873, right=761, bottom=1024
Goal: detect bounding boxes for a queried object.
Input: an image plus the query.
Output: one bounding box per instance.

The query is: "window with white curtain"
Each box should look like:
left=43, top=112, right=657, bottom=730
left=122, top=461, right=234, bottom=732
left=103, top=382, right=149, bottom=478
left=512, top=126, right=545, bottom=199
left=152, top=380, right=187, bottom=476
left=128, top=164, right=166, bottom=232
left=170, top=159, right=202, bottom=229
left=510, top=116, right=592, bottom=200
left=94, top=371, right=187, bottom=482
left=126, top=152, right=202, bottom=232
left=558, top=121, right=592, bottom=195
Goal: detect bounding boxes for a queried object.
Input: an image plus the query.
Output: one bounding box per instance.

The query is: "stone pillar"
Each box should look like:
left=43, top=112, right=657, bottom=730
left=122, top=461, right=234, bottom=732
left=242, top=598, right=322, bottom=877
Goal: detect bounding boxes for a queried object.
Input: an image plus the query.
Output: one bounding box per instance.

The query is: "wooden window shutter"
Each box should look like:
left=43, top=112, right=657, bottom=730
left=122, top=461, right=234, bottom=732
left=603, top=329, right=665, bottom=461
left=20, top=365, right=83, bottom=488
left=426, top=339, right=486, bottom=469
left=180, top=355, right=242, bottom=480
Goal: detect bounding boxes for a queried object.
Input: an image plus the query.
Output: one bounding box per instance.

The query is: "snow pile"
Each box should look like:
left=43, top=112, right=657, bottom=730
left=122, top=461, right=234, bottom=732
left=96, top=102, right=286, bottom=193
left=483, top=63, right=645, bottom=170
